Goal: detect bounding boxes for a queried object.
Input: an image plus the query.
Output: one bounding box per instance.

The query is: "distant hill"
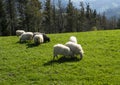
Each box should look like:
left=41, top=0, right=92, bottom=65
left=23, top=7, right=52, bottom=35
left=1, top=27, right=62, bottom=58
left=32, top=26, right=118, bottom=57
left=105, top=7, right=120, bottom=18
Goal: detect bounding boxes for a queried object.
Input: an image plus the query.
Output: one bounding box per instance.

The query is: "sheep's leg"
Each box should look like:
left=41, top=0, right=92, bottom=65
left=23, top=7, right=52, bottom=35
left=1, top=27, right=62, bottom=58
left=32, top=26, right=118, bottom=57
left=53, top=56, right=55, bottom=60
left=53, top=55, right=58, bottom=60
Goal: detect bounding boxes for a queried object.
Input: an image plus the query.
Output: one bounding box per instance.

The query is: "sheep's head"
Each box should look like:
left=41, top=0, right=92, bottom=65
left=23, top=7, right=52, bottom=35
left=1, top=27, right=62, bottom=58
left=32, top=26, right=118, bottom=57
left=47, top=37, right=50, bottom=42
left=79, top=51, right=83, bottom=60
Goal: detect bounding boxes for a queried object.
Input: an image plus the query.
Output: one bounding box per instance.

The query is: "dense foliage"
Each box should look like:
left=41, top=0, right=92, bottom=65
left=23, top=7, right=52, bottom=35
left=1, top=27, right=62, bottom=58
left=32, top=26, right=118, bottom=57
left=0, top=0, right=120, bottom=36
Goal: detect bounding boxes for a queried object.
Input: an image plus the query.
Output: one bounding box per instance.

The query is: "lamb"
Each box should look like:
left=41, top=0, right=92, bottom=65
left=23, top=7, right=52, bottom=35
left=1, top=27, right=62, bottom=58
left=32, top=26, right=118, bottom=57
left=53, top=44, right=73, bottom=60
left=65, top=42, right=84, bottom=60
left=19, top=32, right=33, bottom=43
left=69, top=36, right=77, bottom=43
left=33, top=34, right=43, bottom=45
left=16, top=30, right=25, bottom=36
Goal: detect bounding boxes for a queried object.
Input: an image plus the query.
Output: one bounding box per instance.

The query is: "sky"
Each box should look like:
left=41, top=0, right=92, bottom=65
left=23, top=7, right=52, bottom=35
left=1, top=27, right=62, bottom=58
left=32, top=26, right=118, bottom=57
left=41, top=0, right=120, bottom=13
left=69, top=0, right=120, bottom=12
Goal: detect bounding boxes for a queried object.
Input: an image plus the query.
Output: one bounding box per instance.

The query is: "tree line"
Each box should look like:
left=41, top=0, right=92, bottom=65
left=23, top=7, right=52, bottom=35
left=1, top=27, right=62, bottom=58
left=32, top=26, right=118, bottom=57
left=0, top=0, right=120, bottom=36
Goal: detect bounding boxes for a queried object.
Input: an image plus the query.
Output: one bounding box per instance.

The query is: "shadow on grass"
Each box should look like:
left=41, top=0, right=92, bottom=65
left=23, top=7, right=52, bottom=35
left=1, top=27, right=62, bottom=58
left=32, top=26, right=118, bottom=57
left=16, top=41, right=39, bottom=48
left=43, top=57, right=82, bottom=66
left=26, top=43, right=39, bottom=48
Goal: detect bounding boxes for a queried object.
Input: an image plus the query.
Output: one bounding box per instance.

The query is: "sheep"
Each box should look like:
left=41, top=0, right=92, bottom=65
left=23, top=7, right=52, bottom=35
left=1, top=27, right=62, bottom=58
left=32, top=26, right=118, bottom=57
left=53, top=44, right=73, bottom=60
left=65, top=42, right=84, bottom=60
left=33, top=34, right=43, bottom=45
left=19, top=32, right=33, bottom=43
left=33, top=32, right=50, bottom=43
left=16, top=30, right=25, bottom=36
left=69, top=36, right=77, bottom=43
left=42, top=33, right=50, bottom=43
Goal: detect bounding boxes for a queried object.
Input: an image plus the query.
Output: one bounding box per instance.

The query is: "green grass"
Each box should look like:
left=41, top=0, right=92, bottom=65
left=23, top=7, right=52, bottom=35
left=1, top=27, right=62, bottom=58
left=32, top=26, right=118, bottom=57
left=0, top=30, right=120, bottom=85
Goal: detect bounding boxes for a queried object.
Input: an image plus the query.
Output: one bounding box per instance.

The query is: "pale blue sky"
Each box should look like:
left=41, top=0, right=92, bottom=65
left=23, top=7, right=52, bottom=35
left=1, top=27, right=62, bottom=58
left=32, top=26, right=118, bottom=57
left=70, top=0, right=120, bottom=12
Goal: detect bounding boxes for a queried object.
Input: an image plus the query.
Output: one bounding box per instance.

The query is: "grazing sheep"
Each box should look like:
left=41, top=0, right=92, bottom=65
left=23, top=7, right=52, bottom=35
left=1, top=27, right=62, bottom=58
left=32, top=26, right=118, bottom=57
left=20, top=32, right=33, bottom=43
left=33, top=32, right=41, bottom=35
left=33, top=32, right=50, bottom=43
left=65, top=42, right=84, bottom=59
left=16, top=30, right=25, bottom=36
left=42, top=33, right=50, bottom=43
left=69, top=36, right=77, bottom=43
left=33, top=34, right=43, bottom=45
left=53, top=44, right=73, bottom=60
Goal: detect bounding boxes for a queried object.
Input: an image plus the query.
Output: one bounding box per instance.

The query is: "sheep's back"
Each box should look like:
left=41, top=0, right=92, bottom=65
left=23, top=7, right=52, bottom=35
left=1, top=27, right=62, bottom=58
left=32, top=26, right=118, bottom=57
left=65, top=42, right=83, bottom=54
left=54, top=44, right=70, bottom=56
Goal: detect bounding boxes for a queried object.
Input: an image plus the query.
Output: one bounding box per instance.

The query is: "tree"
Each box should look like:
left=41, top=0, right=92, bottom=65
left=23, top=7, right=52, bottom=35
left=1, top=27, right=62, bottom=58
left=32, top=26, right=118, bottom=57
left=101, top=12, right=107, bottom=30
left=5, top=0, right=17, bottom=35
left=0, top=0, right=7, bottom=35
left=56, top=0, right=66, bottom=33
left=78, top=2, right=86, bottom=31
left=66, top=0, right=76, bottom=32
left=17, top=0, right=42, bottom=32
left=51, top=0, right=56, bottom=33
left=43, top=0, right=53, bottom=33
left=25, top=0, right=42, bottom=32
left=117, top=17, right=120, bottom=29
left=16, top=0, right=28, bottom=30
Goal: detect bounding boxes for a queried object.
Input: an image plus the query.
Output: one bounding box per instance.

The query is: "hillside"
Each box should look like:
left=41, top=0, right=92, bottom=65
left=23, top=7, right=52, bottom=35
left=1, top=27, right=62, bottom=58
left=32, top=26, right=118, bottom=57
left=0, top=30, right=120, bottom=85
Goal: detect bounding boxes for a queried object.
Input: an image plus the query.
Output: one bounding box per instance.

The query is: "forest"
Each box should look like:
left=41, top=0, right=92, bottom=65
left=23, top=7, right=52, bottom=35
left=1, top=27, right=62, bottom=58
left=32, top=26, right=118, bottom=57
left=0, top=0, right=120, bottom=36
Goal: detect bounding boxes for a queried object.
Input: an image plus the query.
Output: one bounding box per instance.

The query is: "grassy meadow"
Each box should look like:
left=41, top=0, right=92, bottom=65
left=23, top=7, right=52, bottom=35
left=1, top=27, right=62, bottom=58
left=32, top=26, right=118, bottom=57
left=0, top=30, right=120, bottom=85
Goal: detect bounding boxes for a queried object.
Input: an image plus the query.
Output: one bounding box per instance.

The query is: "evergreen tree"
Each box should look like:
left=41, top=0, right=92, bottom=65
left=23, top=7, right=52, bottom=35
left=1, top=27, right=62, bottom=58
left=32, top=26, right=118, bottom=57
left=25, top=0, right=42, bottom=32
left=101, top=12, right=107, bottom=30
left=5, top=0, right=17, bottom=35
left=57, top=0, right=66, bottom=33
left=17, top=0, right=28, bottom=30
left=109, top=16, right=117, bottom=29
left=78, top=2, right=86, bottom=31
left=0, top=0, right=7, bottom=35
left=52, top=0, right=56, bottom=33
left=85, top=3, right=93, bottom=31
left=117, top=17, right=120, bottom=29
left=43, top=0, right=53, bottom=33
left=66, top=0, right=76, bottom=32
left=17, top=0, right=42, bottom=32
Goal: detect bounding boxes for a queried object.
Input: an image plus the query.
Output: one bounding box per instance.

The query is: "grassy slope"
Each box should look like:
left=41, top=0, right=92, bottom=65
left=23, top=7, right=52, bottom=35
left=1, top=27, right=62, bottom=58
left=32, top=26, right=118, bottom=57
left=0, top=30, right=120, bottom=85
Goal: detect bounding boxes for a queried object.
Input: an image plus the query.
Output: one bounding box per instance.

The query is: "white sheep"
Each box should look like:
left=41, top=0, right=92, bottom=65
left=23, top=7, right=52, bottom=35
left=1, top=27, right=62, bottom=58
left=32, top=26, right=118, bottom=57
left=33, top=32, right=50, bottom=43
left=16, top=30, right=25, bottom=36
left=33, top=34, right=43, bottom=45
left=53, top=44, right=73, bottom=60
left=69, top=36, right=77, bottom=43
left=65, top=42, right=84, bottom=59
left=19, top=32, right=33, bottom=43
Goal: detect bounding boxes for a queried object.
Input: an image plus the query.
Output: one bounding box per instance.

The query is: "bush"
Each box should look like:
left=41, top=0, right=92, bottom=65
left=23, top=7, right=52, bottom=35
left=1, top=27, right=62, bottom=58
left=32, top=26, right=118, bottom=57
left=91, top=26, right=97, bottom=31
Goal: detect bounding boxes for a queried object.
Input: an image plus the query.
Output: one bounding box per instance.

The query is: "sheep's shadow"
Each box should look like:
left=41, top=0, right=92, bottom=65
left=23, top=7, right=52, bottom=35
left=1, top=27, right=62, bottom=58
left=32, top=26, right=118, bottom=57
left=16, top=41, right=39, bottom=48
left=26, top=43, right=38, bottom=48
left=43, top=57, right=82, bottom=66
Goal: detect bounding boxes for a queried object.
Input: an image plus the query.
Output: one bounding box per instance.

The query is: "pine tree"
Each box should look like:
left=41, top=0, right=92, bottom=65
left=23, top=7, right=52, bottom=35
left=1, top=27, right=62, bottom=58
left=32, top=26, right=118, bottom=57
left=101, top=12, right=107, bottom=30
left=17, top=0, right=42, bottom=32
left=66, top=0, right=76, bottom=32
left=117, top=17, right=120, bottom=29
left=0, top=0, right=7, bottom=35
left=43, top=0, right=53, bottom=33
left=52, top=0, right=56, bottom=33
left=17, top=0, right=28, bottom=30
left=78, top=2, right=86, bottom=31
left=5, top=0, right=17, bottom=35
left=57, top=0, right=65, bottom=33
